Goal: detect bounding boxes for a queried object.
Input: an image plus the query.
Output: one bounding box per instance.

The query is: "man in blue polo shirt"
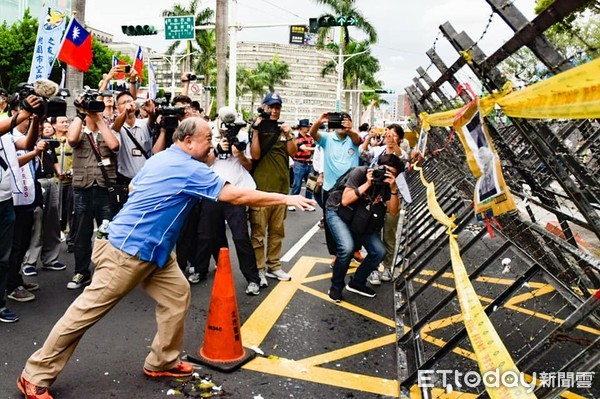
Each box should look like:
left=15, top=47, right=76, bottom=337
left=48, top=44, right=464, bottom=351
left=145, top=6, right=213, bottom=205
left=308, top=112, right=362, bottom=256
left=19, top=117, right=315, bottom=399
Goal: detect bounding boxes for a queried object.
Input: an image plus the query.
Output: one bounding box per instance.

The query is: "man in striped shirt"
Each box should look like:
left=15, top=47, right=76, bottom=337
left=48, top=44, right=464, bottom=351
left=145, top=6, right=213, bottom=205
left=288, top=118, right=316, bottom=212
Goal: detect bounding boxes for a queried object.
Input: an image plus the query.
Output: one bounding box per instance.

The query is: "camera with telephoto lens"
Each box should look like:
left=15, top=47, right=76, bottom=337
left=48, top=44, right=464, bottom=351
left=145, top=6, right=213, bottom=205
left=17, top=80, right=67, bottom=117
left=327, top=112, right=350, bottom=130
left=73, top=87, right=105, bottom=113
left=217, top=106, right=247, bottom=159
left=155, top=97, right=185, bottom=130
left=371, top=166, right=388, bottom=185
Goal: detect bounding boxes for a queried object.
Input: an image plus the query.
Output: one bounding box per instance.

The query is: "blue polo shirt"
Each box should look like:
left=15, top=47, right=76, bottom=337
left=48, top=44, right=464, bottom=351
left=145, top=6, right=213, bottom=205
left=317, top=132, right=359, bottom=191
left=108, top=145, right=226, bottom=267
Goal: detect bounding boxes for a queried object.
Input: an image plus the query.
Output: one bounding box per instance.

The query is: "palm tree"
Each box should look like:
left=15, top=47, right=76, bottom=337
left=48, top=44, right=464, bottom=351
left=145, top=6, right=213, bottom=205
left=237, top=57, right=290, bottom=113
left=321, top=40, right=380, bottom=113
left=161, top=1, right=214, bottom=71
left=256, top=55, right=290, bottom=92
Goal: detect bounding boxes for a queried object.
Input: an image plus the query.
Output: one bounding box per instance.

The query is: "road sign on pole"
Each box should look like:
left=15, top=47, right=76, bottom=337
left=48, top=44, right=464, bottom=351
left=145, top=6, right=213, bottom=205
left=164, top=16, right=196, bottom=41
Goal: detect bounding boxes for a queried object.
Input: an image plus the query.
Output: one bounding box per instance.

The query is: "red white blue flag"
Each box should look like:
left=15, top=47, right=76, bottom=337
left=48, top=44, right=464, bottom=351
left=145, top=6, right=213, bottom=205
left=133, top=46, right=144, bottom=84
left=58, top=18, right=92, bottom=72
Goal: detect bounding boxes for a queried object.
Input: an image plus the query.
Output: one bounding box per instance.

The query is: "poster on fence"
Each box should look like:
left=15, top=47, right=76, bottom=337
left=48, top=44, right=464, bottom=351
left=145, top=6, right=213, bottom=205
left=453, top=100, right=516, bottom=220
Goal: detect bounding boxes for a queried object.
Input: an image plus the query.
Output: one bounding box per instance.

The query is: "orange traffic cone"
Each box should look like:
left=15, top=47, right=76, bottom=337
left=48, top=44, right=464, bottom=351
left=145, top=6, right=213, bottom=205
left=186, top=248, right=255, bottom=372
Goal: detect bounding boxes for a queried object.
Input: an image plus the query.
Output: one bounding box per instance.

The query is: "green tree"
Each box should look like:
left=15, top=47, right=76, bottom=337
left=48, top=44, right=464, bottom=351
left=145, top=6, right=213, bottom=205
left=0, top=9, right=40, bottom=91
left=237, top=57, right=290, bottom=112
left=499, top=1, right=599, bottom=85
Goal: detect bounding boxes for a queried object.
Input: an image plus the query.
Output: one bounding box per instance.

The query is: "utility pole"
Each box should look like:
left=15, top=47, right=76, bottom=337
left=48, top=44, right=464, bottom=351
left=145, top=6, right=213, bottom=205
left=215, top=0, right=228, bottom=110
left=66, top=0, right=85, bottom=117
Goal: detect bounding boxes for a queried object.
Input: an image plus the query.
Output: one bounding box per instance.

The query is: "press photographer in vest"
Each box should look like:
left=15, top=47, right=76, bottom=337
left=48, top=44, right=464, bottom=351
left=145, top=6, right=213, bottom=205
left=66, top=92, right=119, bottom=290
left=325, top=153, right=404, bottom=303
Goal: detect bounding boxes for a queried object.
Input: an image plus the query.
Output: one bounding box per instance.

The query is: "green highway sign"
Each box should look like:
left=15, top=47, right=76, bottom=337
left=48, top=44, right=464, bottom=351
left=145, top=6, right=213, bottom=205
left=164, top=15, right=195, bottom=41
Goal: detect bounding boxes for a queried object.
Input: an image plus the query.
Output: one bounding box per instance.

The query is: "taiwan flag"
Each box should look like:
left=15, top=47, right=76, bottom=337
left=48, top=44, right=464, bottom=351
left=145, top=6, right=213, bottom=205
left=133, top=46, right=144, bottom=84
left=58, top=18, right=93, bottom=72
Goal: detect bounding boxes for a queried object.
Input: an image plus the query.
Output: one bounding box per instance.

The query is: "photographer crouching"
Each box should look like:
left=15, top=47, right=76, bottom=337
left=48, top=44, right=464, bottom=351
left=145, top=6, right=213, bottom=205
left=326, top=153, right=404, bottom=303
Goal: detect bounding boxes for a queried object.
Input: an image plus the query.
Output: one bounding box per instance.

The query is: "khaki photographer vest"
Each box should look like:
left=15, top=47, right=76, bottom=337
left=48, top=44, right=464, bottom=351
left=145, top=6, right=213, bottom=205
left=71, top=130, right=117, bottom=189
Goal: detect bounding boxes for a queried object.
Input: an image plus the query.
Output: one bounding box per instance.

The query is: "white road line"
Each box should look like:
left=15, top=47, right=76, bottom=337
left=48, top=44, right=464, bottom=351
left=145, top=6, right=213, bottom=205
left=281, top=222, right=321, bottom=263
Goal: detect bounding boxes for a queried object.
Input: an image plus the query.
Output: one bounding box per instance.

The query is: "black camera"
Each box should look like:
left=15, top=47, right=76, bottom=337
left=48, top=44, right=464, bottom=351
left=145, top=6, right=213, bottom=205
left=217, top=107, right=247, bottom=158
left=17, top=82, right=67, bottom=117
left=74, top=87, right=105, bottom=113
left=371, top=166, right=388, bottom=184
left=41, top=139, right=61, bottom=149
left=155, top=98, right=185, bottom=130
left=186, top=73, right=197, bottom=81
left=257, top=107, right=271, bottom=119
left=327, top=112, right=350, bottom=130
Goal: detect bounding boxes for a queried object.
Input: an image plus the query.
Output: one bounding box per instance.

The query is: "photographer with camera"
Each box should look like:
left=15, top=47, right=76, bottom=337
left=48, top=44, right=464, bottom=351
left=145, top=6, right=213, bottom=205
left=325, top=153, right=403, bottom=303
left=308, top=111, right=362, bottom=260
left=249, top=92, right=297, bottom=287
left=191, top=107, right=262, bottom=294
left=360, top=124, right=410, bottom=286
left=21, top=119, right=66, bottom=277
left=2, top=96, right=48, bottom=312
left=111, top=91, right=160, bottom=187
left=66, top=91, right=120, bottom=290
left=288, top=119, right=316, bottom=212
left=152, top=94, right=193, bottom=153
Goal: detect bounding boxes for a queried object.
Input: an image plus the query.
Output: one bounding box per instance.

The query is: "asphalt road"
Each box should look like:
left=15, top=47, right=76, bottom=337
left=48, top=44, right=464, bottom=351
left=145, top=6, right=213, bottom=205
left=1, top=205, right=399, bottom=399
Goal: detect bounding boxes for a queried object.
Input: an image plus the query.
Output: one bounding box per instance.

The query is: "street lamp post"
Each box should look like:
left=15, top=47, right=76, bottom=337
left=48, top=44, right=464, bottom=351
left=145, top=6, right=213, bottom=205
left=154, top=51, right=201, bottom=99
left=318, top=48, right=368, bottom=112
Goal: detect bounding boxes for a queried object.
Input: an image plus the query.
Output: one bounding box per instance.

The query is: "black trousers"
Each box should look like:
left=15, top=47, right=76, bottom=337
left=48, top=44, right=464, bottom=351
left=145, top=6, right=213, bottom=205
left=194, top=200, right=260, bottom=285
left=7, top=207, right=34, bottom=293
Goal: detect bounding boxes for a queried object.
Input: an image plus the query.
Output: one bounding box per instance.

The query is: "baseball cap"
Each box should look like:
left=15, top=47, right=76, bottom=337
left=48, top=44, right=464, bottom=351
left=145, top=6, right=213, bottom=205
left=298, top=118, right=311, bottom=127
left=262, top=92, right=282, bottom=106
left=0, top=88, right=8, bottom=97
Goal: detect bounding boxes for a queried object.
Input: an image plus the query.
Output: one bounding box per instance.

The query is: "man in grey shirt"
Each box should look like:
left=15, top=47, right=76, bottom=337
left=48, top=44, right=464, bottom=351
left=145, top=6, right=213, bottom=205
left=112, top=91, right=160, bottom=184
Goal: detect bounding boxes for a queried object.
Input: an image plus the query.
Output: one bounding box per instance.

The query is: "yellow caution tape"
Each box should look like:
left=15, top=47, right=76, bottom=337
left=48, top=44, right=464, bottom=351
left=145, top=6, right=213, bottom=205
left=414, top=168, right=536, bottom=399
left=497, top=57, right=600, bottom=119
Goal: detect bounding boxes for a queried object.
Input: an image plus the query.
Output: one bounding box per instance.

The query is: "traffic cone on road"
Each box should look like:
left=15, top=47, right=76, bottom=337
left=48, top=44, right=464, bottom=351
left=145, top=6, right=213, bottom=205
left=186, top=248, right=256, bottom=372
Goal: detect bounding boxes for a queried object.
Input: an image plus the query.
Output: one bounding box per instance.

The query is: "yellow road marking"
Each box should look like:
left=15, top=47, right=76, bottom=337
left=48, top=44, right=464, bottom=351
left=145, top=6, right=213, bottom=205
left=241, top=256, right=400, bottom=397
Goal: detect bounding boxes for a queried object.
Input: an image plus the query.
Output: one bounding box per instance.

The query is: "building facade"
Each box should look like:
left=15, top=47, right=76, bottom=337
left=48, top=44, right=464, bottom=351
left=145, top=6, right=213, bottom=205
left=236, top=41, right=337, bottom=123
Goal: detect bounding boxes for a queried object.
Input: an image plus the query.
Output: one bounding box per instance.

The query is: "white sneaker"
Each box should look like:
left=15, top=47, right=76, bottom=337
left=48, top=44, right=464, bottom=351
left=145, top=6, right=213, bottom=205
left=245, top=282, right=260, bottom=296
left=367, top=270, right=381, bottom=286
left=381, top=269, right=392, bottom=282
left=265, top=268, right=291, bottom=281
left=306, top=205, right=316, bottom=212
left=258, top=270, right=268, bottom=288
left=287, top=206, right=296, bottom=211
left=188, top=273, right=201, bottom=284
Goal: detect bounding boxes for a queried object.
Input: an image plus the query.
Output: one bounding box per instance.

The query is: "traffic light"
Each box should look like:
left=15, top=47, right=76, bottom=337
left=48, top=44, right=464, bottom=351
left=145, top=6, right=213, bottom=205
left=316, top=15, right=357, bottom=28
left=374, top=89, right=396, bottom=94
left=121, top=25, right=158, bottom=36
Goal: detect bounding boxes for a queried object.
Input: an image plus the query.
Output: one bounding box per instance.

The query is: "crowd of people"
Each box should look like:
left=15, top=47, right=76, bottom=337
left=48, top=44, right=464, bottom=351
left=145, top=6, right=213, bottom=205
left=1, top=68, right=412, bottom=398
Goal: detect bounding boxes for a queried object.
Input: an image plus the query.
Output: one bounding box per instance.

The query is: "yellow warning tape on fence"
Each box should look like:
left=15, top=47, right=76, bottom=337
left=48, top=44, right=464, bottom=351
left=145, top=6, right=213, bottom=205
left=420, top=57, right=600, bottom=126
left=497, top=57, right=600, bottom=119
left=414, top=165, right=537, bottom=399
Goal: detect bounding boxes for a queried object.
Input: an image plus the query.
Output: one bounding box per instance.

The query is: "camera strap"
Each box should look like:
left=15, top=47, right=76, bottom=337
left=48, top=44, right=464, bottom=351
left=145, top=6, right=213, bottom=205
left=123, top=126, right=149, bottom=159
left=86, top=132, right=115, bottom=191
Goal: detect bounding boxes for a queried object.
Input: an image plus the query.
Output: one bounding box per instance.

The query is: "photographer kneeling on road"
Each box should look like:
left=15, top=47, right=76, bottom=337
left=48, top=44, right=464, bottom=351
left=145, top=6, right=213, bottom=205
left=18, top=117, right=315, bottom=399
left=326, top=153, right=404, bottom=303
